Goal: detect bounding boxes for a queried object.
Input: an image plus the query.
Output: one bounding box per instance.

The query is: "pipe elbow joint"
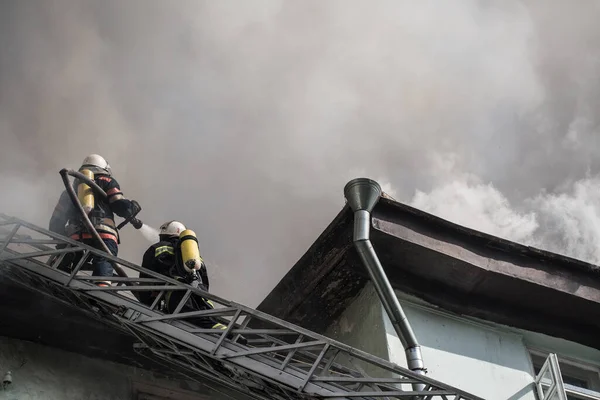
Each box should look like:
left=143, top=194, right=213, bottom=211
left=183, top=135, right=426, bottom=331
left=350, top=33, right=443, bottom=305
left=406, top=345, right=426, bottom=374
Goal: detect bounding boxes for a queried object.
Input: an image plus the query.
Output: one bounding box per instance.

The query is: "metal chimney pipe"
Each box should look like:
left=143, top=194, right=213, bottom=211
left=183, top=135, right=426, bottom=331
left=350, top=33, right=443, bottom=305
left=344, top=178, right=427, bottom=391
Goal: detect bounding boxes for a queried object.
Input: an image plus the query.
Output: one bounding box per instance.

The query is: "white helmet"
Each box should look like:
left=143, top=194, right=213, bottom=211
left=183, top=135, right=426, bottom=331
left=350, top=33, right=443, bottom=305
left=81, top=154, right=112, bottom=175
left=159, top=220, right=186, bottom=237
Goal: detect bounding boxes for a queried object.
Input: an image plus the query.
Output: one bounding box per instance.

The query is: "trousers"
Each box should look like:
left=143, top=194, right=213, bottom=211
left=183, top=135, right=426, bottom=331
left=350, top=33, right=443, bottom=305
left=166, top=288, right=227, bottom=330
left=57, top=238, right=118, bottom=277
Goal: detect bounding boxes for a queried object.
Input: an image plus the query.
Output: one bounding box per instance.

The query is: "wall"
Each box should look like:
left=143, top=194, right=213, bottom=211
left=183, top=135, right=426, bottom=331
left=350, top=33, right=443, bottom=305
left=0, top=336, right=243, bottom=400
left=0, top=336, right=131, bottom=400
left=384, top=293, right=537, bottom=400
left=323, top=282, right=391, bottom=377
left=323, top=283, right=600, bottom=400
left=385, top=290, right=600, bottom=399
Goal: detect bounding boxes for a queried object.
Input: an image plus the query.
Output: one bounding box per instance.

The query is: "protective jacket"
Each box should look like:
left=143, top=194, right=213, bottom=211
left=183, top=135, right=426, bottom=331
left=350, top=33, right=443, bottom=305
left=139, top=236, right=209, bottom=306
left=49, top=174, right=136, bottom=243
left=139, top=236, right=241, bottom=338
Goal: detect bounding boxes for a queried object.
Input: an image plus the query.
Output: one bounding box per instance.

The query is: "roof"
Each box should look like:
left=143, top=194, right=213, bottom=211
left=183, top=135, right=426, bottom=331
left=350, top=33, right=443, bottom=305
left=257, top=196, right=600, bottom=351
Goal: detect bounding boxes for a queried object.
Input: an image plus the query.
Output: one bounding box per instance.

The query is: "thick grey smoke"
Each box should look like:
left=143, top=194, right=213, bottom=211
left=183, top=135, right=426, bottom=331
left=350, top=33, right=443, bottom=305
left=1, top=0, right=599, bottom=307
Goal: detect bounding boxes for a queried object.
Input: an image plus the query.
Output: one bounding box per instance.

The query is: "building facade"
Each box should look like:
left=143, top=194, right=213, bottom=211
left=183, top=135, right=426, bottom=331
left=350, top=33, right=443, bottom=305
left=0, top=335, right=236, bottom=400
left=258, top=180, right=600, bottom=400
left=325, top=282, right=600, bottom=399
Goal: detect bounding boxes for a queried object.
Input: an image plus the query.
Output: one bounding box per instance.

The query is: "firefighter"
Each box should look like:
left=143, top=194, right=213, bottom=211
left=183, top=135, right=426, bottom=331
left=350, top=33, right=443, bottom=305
left=49, top=154, right=141, bottom=286
left=138, top=221, right=247, bottom=345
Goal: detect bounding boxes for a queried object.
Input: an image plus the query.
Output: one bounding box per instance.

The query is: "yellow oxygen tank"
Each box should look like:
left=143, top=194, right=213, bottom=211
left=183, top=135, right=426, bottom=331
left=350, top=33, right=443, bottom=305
left=179, top=229, right=203, bottom=273
left=77, top=169, right=95, bottom=215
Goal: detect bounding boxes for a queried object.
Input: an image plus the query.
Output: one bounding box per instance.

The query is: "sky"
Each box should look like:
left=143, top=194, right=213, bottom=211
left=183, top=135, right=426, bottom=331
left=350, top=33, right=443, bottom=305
left=1, top=0, right=599, bottom=307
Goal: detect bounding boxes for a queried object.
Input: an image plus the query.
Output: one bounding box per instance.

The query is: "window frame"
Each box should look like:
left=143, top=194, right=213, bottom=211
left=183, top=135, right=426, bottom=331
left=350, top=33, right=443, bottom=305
left=530, top=350, right=600, bottom=391
left=529, top=350, right=600, bottom=400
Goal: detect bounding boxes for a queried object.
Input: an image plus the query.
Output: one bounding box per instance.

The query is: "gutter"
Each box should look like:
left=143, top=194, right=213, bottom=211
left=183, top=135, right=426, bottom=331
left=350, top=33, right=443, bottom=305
left=344, top=178, right=427, bottom=392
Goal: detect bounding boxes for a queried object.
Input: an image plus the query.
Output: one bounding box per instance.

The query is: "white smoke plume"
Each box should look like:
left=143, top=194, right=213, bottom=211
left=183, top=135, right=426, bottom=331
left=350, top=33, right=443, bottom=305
left=138, top=224, right=160, bottom=244
left=410, top=174, right=600, bottom=265
left=411, top=173, right=540, bottom=245
left=1, top=0, right=599, bottom=307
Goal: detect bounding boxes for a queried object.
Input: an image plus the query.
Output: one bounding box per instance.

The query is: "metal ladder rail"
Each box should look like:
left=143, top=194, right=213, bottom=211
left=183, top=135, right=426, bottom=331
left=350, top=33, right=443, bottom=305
left=0, top=228, right=357, bottom=398
left=0, top=215, right=438, bottom=394
left=0, top=261, right=284, bottom=400
left=3, top=255, right=460, bottom=400
left=0, top=214, right=484, bottom=400
left=0, top=216, right=482, bottom=400
left=0, top=253, right=340, bottom=395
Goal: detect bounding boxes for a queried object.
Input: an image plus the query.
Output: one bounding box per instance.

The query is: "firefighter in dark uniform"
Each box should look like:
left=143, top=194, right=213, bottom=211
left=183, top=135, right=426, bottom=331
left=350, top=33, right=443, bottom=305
left=138, top=221, right=247, bottom=344
left=49, top=154, right=141, bottom=287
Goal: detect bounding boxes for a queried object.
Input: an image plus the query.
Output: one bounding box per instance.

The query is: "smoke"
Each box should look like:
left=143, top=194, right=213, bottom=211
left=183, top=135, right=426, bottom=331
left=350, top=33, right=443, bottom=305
left=410, top=174, right=600, bottom=264
left=0, top=0, right=599, bottom=307
left=137, top=224, right=160, bottom=244
left=411, top=173, right=540, bottom=245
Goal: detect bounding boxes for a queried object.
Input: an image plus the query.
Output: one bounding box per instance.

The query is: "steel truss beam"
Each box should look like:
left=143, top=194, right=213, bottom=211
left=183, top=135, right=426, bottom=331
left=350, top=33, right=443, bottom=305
left=0, top=214, right=483, bottom=400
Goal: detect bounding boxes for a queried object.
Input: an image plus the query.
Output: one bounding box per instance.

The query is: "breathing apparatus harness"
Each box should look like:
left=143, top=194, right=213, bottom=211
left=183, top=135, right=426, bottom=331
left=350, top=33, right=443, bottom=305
left=154, top=230, right=205, bottom=312
left=58, top=168, right=142, bottom=282
left=67, top=168, right=142, bottom=243
left=155, top=229, right=204, bottom=291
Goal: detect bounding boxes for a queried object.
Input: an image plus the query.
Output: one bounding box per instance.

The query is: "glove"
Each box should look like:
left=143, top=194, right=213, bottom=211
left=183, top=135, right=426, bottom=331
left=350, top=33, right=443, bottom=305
left=128, top=200, right=143, bottom=229
left=185, top=271, right=201, bottom=288
left=130, top=200, right=141, bottom=215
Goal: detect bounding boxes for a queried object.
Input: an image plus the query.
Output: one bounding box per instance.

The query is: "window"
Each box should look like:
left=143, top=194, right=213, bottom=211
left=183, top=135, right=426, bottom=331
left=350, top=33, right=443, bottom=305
left=530, top=351, right=600, bottom=400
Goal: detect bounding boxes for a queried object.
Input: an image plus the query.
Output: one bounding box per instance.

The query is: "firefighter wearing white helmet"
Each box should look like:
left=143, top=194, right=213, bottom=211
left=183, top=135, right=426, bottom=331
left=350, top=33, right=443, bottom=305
left=159, top=220, right=186, bottom=238
left=48, top=154, right=142, bottom=287
left=81, top=153, right=112, bottom=176
left=138, top=220, right=247, bottom=345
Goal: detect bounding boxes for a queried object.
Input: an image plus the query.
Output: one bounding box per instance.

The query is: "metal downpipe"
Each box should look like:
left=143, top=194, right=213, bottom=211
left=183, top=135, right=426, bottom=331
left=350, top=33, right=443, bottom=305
left=344, top=178, right=426, bottom=393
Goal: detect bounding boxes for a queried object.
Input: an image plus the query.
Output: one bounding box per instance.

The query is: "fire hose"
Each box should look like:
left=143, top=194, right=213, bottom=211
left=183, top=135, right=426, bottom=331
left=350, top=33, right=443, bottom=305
left=59, top=168, right=142, bottom=284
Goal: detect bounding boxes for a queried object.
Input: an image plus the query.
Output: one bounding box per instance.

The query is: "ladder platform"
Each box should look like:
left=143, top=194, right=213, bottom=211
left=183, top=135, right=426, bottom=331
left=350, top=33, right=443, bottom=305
left=0, top=214, right=483, bottom=400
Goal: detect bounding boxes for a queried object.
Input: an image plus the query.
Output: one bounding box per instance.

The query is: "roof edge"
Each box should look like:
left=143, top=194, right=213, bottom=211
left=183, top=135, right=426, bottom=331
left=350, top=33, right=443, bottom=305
left=256, top=203, right=354, bottom=321
left=375, top=197, right=600, bottom=276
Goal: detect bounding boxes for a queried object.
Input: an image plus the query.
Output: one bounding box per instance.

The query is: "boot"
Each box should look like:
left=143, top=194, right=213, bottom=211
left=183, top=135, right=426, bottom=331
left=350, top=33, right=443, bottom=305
left=226, top=331, right=248, bottom=345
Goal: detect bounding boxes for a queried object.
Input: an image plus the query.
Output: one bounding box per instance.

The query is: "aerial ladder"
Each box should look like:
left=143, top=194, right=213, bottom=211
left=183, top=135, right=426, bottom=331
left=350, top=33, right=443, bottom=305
left=0, top=173, right=483, bottom=400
